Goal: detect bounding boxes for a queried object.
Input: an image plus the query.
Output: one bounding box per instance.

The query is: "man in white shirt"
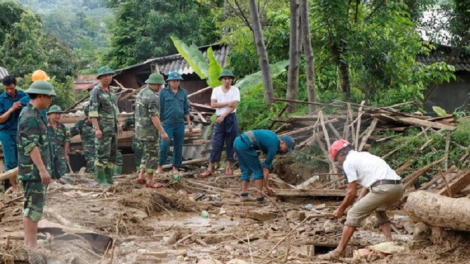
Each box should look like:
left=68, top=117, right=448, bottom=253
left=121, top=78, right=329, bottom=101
left=199, top=70, right=240, bottom=178
left=319, top=139, right=404, bottom=260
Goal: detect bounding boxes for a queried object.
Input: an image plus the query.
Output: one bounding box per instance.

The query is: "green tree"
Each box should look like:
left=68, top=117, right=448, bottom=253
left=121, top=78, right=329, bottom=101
left=0, top=8, right=46, bottom=77
left=104, top=0, right=219, bottom=68
left=0, top=1, right=78, bottom=109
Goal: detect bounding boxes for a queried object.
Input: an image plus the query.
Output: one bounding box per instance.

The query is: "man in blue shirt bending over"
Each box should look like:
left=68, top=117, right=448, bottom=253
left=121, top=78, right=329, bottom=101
left=0, top=75, right=28, bottom=193
left=234, top=130, right=295, bottom=202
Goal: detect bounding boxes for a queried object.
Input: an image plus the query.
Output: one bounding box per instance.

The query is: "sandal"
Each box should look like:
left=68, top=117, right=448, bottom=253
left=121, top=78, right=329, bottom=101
left=135, top=178, right=146, bottom=184
left=199, top=170, right=212, bottom=178
left=145, top=181, right=165, bottom=188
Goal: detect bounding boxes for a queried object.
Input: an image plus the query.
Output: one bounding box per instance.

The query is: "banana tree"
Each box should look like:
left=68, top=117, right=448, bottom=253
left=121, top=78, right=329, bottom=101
left=171, top=35, right=289, bottom=91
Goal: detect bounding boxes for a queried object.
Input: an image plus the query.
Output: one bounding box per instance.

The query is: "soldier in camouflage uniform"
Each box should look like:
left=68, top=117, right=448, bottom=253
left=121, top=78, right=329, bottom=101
left=70, top=104, right=95, bottom=173
left=47, top=105, right=71, bottom=179
left=135, top=73, right=168, bottom=187
left=121, top=114, right=143, bottom=172
left=89, top=66, right=123, bottom=186
left=17, top=80, right=55, bottom=248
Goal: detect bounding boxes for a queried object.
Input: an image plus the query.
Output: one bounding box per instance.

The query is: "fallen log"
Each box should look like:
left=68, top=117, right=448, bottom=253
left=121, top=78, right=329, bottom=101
left=404, top=191, right=470, bottom=232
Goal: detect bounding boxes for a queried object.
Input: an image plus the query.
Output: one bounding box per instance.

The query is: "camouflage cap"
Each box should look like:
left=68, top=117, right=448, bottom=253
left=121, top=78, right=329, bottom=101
left=97, top=66, right=114, bottom=79
left=47, top=105, right=63, bottom=114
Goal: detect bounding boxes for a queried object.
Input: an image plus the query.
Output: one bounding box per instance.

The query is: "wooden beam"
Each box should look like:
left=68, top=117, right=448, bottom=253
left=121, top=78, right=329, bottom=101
left=397, top=117, right=456, bottom=131
left=275, top=189, right=345, bottom=198
left=190, top=102, right=215, bottom=111
left=438, top=170, right=470, bottom=196
left=403, top=157, right=446, bottom=188
left=64, top=95, right=89, bottom=112
left=0, top=167, right=18, bottom=181
left=188, top=86, right=211, bottom=98
left=358, top=118, right=378, bottom=151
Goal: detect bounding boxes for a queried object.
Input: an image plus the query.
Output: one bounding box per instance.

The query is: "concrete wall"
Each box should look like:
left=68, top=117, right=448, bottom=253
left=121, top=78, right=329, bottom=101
left=424, top=72, right=470, bottom=115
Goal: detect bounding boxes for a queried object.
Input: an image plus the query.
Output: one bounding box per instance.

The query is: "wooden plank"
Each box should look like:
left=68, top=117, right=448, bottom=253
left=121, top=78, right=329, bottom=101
left=276, top=189, right=345, bottom=198
left=395, top=161, right=412, bottom=174
left=118, top=84, right=146, bottom=102
left=188, top=86, right=211, bottom=98
left=64, top=95, right=89, bottom=112
left=403, top=157, right=446, bottom=188
left=0, top=167, right=18, bottom=181
left=354, top=101, right=365, bottom=150
left=190, top=102, right=215, bottom=111
left=397, top=117, right=456, bottom=131
left=358, top=118, right=378, bottom=151
left=438, top=170, right=470, bottom=196
left=278, top=125, right=316, bottom=137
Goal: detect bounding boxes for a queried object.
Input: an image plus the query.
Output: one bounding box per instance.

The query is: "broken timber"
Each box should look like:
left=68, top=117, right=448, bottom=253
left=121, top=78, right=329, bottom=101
left=275, top=189, right=345, bottom=198
left=437, top=169, right=470, bottom=197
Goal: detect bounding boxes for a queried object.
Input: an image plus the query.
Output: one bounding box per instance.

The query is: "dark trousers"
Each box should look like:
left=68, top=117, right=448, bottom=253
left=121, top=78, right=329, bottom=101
left=0, top=132, right=17, bottom=190
left=159, top=122, right=185, bottom=168
left=209, top=113, right=238, bottom=162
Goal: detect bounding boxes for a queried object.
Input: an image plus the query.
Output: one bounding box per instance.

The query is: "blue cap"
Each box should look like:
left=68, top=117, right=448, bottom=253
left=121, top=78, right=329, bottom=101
left=280, top=136, right=295, bottom=153
left=167, top=71, right=183, bottom=81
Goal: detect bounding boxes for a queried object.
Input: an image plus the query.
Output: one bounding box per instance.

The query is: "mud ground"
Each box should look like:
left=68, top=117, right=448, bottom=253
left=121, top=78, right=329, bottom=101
left=0, top=169, right=469, bottom=264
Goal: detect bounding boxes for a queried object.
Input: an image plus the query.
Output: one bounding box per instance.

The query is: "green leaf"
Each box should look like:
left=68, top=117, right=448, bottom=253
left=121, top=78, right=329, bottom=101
left=236, top=60, right=289, bottom=92
left=170, top=35, right=209, bottom=79
left=206, top=47, right=223, bottom=88
left=432, top=106, right=447, bottom=117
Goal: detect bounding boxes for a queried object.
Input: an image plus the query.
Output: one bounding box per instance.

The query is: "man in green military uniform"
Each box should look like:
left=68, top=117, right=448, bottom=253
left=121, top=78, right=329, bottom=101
left=70, top=104, right=95, bottom=173
left=17, top=80, right=55, bottom=248
left=47, top=105, right=71, bottom=179
left=135, top=73, right=168, bottom=187
left=121, top=114, right=143, bottom=172
left=89, top=66, right=123, bottom=186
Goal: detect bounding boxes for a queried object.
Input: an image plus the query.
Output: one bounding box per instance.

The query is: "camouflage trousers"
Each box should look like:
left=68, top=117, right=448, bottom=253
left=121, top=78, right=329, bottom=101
left=83, top=144, right=95, bottom=172
left=52, top=155, right=68, bottom=179
left=140, top=139, right=159, bottom=173
left=95, top=133, right=117, bottom=169
left=132, top=138, right=143, bottom=172
left=22, top=180, right=47, bottom=222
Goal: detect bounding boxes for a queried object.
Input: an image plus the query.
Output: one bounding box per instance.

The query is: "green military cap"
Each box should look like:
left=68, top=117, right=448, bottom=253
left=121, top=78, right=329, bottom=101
left=47, top=105, right=63, bottom=114
left=97, top=66, right=114, bottom=78
left=145, top=73, right=166, bottom=84
left=25, top=80, right=57, bottom=96
left=218, top=69, right=235, bottom=80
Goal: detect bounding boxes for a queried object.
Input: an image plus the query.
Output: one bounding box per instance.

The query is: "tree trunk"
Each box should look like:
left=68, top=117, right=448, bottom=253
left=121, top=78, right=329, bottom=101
left=248, top=0, right=274, bottom=105
left=286, top=0, right=301, bottom=113
left=335, top=48, right=351, bottom=99
left=404, top=191, right=470, bottom=232
left=300, top=0, right=316, bottom=113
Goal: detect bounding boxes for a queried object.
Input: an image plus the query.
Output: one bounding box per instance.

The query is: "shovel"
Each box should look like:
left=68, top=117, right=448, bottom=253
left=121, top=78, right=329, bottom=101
left=67, top=161, right=74, bottom=174
left=60, top=161, right=80, bottom=185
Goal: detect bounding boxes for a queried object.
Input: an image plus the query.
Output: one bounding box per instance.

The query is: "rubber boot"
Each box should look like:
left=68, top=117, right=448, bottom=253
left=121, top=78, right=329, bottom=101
left=104, top=164, right=114, bottom=185
left=113, top=164, right=122, bottom=176
left=95, top=166, right=109, bottom=187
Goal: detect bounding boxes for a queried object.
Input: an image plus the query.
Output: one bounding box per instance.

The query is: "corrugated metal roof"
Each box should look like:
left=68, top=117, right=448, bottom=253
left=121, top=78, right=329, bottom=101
left=417, top=44, right=470, bottom=72
left=115, top=43, right=229, bottom=76
left=0, top=67, right=9, bottom=79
